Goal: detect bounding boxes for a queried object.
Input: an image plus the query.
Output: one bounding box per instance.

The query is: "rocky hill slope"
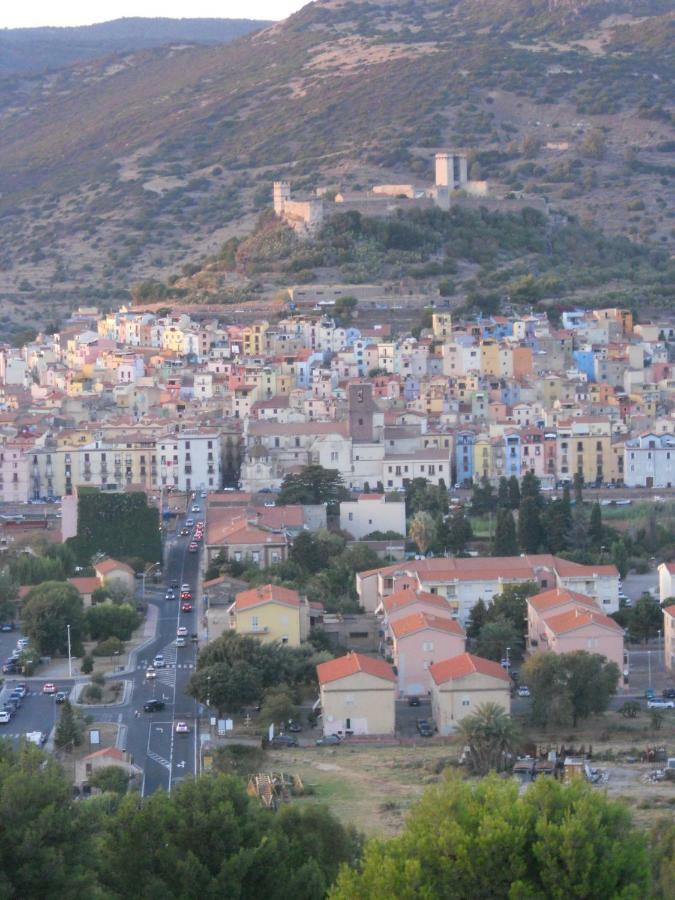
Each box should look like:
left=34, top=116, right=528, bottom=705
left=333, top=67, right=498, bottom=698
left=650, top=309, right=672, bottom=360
left=0, top=0, right=672, bottom=333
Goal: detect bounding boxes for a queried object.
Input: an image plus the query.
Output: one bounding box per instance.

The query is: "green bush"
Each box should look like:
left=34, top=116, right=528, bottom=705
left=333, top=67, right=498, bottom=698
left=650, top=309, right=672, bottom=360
left=92, top=637, right=124, bottom=657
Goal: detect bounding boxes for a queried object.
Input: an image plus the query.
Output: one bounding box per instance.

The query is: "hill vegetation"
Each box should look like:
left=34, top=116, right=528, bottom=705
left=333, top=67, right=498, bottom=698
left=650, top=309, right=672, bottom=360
left=0, top=0, right=672, bottom=328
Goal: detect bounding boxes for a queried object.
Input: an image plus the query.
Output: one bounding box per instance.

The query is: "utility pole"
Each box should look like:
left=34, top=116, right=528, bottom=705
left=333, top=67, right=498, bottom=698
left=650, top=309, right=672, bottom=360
left=67, top=623, right=72, bottom=678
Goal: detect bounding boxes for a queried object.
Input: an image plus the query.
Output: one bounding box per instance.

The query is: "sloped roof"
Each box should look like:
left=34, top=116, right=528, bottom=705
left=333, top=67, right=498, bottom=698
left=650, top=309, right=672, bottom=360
left=430, top=653, right=511, bottom=686
left=391, top=612, right=464, bottom=640
left=68, top=576, right=100, bottom=595
left=95, top=558, right=134, bottom=576
left=234, top=584, right=300, bottom=611
left=544, top=608, right=623, bottom=635
left=663, top=604, right=675, bottom=618
left=528, top=587, right=599, bottom=615
left=317, top=652, right=396, bottom=685
left=382, top=588, right=449, bottom=614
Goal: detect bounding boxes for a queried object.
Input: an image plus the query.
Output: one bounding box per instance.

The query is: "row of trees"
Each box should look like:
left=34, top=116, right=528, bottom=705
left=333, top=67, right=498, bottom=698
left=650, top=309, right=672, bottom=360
left=21, top=582, right=139, bottom=657
left=186, top=631, right=332, bottom=716
left=0, top=742, right=359, bottom=899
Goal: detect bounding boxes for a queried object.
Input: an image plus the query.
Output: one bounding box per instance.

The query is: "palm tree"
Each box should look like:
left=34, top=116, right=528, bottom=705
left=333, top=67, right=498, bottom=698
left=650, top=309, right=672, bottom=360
left=408, top=511, right=437, bottom=556
left=458, top=702, right=520, bottom=775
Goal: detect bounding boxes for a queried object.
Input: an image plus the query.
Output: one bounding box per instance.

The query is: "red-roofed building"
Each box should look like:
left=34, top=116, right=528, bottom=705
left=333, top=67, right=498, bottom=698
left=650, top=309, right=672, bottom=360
left=74, top=745, right=142, bottom=791
left=228, top=583, right=316, bottom=647
left=377, top=587, right=453, bottom=626
left=390, top=612, right=466, bottom=697
left=316, top=652, right=396, bottom=736
left=94, top=558, right=135, bottom=593
left=68, top=576, right=101, bottom=607
left=527, top=587, right=601, bottom=651
left=429, top=653, right=511, bottom=734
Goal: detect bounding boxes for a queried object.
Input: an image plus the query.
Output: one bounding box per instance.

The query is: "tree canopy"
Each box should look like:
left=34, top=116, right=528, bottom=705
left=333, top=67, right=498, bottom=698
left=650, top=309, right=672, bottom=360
left=276, top=465, right=348, bottom=511
left=67, top=489, right=161, bottom=565
left=331, top=775, right=650, bottom=899
left=22, top=581, right=86, bottom=656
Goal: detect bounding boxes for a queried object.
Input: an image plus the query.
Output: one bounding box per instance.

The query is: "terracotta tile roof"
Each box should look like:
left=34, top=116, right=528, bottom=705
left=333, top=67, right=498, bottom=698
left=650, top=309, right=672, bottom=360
left=430, top=653, right=511, bottom=686
left=83, top=746, right=126, bottom=762
left=234, top=584, right=301, bottom=611
left=95, top=558, right=134, bottom=576
left=528, top=587, right=599, bottom=614
left=382, top=588, right=449, bottom=614
left=663, top=604, right=675, bottom=618
left=391, top=612, right=464, bottom=640
left=317, top=652, right=396, bottom=685
left=662, top=563, right=675, bottom=574
left=68, top=577, right=100, bottom=594
left=544, top=608, right=624, bottom=635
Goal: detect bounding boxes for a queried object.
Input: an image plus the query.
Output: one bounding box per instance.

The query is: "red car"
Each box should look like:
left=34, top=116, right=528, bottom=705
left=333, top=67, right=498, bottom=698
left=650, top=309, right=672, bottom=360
left=180, top=590, right=192, bottom=601
left=188, top=542, right=198, bottom=553
left=181, top=602, right=193, bottom=612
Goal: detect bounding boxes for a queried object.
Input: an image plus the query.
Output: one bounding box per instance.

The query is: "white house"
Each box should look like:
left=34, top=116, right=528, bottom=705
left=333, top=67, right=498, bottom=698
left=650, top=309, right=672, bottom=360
left=624, top=433, right=675, bottom=488
left=339, top=493, right=406, bottom=539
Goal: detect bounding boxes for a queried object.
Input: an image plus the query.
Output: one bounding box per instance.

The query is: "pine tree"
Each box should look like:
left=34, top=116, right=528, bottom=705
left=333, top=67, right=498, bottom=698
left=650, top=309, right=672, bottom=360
left=589, top=502, right=603, bottom=548
left=508, top=475, right=521, bottom=509
left=573, top=471, right=584, bottom=505
left=521, top=471, right=541, bottom=505
left=493, top=509, right=518, bottom=556
left=518, top=496, right=541, bottom=553
left=54, top=700, right=84, bottom=751
left=466, top=598, right=488, bottom=640
left=497, top=477, right=510, bottom=509
left=612, top=540, right=628, bottom=579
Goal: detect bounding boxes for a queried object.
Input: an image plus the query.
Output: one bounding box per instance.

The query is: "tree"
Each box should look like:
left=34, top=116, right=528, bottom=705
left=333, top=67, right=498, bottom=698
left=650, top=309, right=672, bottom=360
left=331, top=775, right=650, bottom=899
left=187, top=660, right=262, bottom=715
left=493, top=508, right=518, bottom=556
left=568, top=503, right=589, bottom=552
left=650, top=819, right=675, bottom=900
left=105, top=579, right=133, bottom=605
left=517, top=496, right=541, bottom=553
left=476, top=618, right=522, bottom=662
left=522, top=651, right=620, bottom=728
left=0, top=570, right=19, bottom=622
left=277, top=465, right=348, bottom=512
left=405, top=477, right=448, bottom=518
left=545, top=489, right=572, bottom=553
left=508, top=475, right=520, bottom=509
left=466, top=598, right=488, bottom=640
left=0, top=742, right=97, bottom=897
left=409, top=511, right=437, bottom=556
left=458, top=703, right=520, bottom=775
left=89, top=765, right=130, bottom=796
left=589, top=501, right=603, bottom=548
left=80, top=654, right=94, bottom=674
left=66, top=489, right=161, bottom=565
left=54, top=700, right=85, bottom=750
left=612, top=540, right=629, bottom=580
left=520, top=471, right=541, bottom=506
left=470, top=475, right=496, bottom=515
left=445, top=507, right=473, bottom=554
left=22, top=581, right=85, bottom=656
left=497, top=477, right=510, bottom=509
left=333, top=295, right=358, bottom=324
left=289, top=529, right=344, bottom=574
left=487, top=582, right=537, bottom=637
left=629, top=592, right=663, bottom=643
left=258, top=686, right=299, bottom=731
left=85, top=603, right=140, bottom=641
left=573, top=471, right=584, bottom=504
left=582, top=127, right=607, bottom=159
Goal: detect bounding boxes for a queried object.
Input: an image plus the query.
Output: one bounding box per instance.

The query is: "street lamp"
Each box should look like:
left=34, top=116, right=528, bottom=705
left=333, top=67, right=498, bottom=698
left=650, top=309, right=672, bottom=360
left=648, top=650, right=652, bottom=688
left=67, top=623, right=72, bottom=678
left=506, top=646, right=511, bottom=671
left=142, top=561, right=161, bottom=603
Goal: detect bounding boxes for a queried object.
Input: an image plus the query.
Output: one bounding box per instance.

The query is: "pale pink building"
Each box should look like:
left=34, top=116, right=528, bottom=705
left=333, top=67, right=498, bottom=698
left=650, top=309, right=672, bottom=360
left=377, top=587, right=453, bottom=627
left=527, top=587, right=599, bottom=652
left=540, top=608, right=625, bottom=674
left=390, top=612, right=466, bottom=697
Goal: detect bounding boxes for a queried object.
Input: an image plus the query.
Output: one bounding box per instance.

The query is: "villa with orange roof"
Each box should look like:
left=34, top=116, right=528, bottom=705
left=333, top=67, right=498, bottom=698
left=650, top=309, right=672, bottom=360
left=430, top=653, right=511, bottom=734
left=228, top=583, right=318, bottom=647
left=316, top=652, right=396, bottom=736
left=390, top=613, right=465, bottom=697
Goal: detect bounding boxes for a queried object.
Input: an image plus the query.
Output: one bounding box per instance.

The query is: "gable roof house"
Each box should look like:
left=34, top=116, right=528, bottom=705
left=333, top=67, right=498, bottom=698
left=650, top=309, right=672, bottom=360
left=430, top=653, right=511, bottom=735
left=316, top=652, right=396, bottom=736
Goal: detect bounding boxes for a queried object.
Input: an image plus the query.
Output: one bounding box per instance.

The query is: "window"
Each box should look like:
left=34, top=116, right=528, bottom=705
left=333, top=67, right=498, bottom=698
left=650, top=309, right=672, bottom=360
left=348, top=512, right=353, bottom=521
left=251, top=615, right=259, bottom=629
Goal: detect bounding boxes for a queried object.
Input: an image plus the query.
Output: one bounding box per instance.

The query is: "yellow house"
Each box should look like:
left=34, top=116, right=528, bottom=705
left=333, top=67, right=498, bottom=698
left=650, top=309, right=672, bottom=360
left=432, top=313, right=452, bottom=339
left=229, top=584, right=309, bottom=647
left=316, top=652, right=396, bottom=736
left=473, top=434, right=492, bottom=481
left=242, top=322, right=269, bottom=356
left=430, top=653, right=511, bottom=735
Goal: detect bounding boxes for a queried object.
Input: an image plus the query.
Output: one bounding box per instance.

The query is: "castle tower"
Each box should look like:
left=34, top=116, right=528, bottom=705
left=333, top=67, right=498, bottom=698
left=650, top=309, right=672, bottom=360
left=348, top=383, right=377, bottom=443
left=273, top=181, right=291, bottom=216
left=435, top=152, right=468, bottom=189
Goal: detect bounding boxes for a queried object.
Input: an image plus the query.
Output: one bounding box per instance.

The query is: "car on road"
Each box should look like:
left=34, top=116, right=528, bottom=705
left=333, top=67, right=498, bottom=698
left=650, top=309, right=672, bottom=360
left=13, top=684, right=27, bottom=698
left=175, top=637, right=187, bottom=647
left=181, top=584, right=191, bottom=592
left=0, top=711, right=10, bottom=725
left=645, top=688, right=655, bottom=700
left=153, top=654, right=166, bottom=668
left=648, top=698, right=675, bottom=710
left=180, top=528, right=190, bottom=536
left=663, top=688, right=675, bottom=699
left=42, top=682, right=56, bottom=694
left=165, top=590, right=176, bottom=601
left=185, top=518, right=194, bottom=527
left=55, top=692, right=68, bottom=704
left=517, top=685, right=531, bottom=698
left=188, top=542, right=199, bottom=553
left=287, top=720, right=302, bottom=732
left=270, top=734, right=298, bottom=748
left=0, top=623, right=14, bottom=632
left=145, top=667, right=157, bottom=680
left=170, top=580, right=179, bottom=589
left=315, top=734, right=341, bottom=746
left=416, top=718, right=434, bottom=737
left=181, top=591, right=192, bottom=601
left=175, top=721, right=190, bottom=734
left=181, top=602, right=193, bottom=612
left=143, top=700, right=166, bottom=712
left=200, top=491, right=207, bottom=498
left=407, top=696, right=421, bottom=707
left=177, top=626, right=188, bottom=637
left=191, top=505, right=200, bottom=513
left=2, top=663, right=17, bottom=674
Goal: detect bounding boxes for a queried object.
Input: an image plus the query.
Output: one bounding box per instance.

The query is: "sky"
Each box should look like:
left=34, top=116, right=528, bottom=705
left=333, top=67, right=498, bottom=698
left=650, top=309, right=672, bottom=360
left=0, top=1, right=307, bottom=28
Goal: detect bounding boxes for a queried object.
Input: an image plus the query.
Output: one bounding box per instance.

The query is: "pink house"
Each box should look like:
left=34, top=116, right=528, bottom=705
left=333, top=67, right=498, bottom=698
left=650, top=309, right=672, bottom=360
left=527, top=587, right=600, bottom=652
left=377, top=587, right=453, bottom=627
left=540, top=608, right=625, bottom=675
left=390, top=612, right=466, bottom=697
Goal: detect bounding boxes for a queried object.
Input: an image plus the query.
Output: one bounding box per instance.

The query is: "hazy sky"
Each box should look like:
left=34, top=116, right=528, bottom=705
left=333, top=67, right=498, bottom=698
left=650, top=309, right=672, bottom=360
left=0, top=1, right=307, bottom=28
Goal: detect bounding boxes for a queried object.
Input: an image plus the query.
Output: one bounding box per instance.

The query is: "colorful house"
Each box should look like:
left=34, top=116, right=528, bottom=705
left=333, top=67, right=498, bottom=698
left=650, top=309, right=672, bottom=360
left=390, top=612, right=465, bottom=697
left=316, top=652, right=396, bottom=736
left=430, top=653, right=511, bottom=735
left=229, top=583, right=314, bottom=647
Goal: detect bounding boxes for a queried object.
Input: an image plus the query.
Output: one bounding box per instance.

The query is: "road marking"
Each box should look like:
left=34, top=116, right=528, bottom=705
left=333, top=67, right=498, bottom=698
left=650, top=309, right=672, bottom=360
left=147, top=749, right=171, bottom=769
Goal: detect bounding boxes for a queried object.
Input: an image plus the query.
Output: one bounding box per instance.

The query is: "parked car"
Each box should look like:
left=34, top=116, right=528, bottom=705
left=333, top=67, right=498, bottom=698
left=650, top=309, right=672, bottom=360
left=416, top=718, right=434, bottom=737
left=55, top=692, right=68, bottom=704
left=0, top=623, right=14, bottom=632
left=648, top=698, right=675, bottom=710
left=517, top=685, right=531, bottom=698
left=287, top=720, right=302, bottom=732
left=270, top=734, right=298, bottom=748
left=407, top=696, right=421, bottom=707
left=144, top=700, right=166, bottom=712
left=42, top=683, right=57, bottom=694
left=662, top=689, right=675, bottom=699
left=645, top=688, right=655, bottom=700
left=315, top=734, right=341, bottom=746
left=2, top=663, right=17, bottom=674
left=16, top=638, right=29, bottom=650
left=175, top=721, right=190, bottom=734
left=0, top=711, right=10, bottom=725
left=13, top=684, right=27, bottom=698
